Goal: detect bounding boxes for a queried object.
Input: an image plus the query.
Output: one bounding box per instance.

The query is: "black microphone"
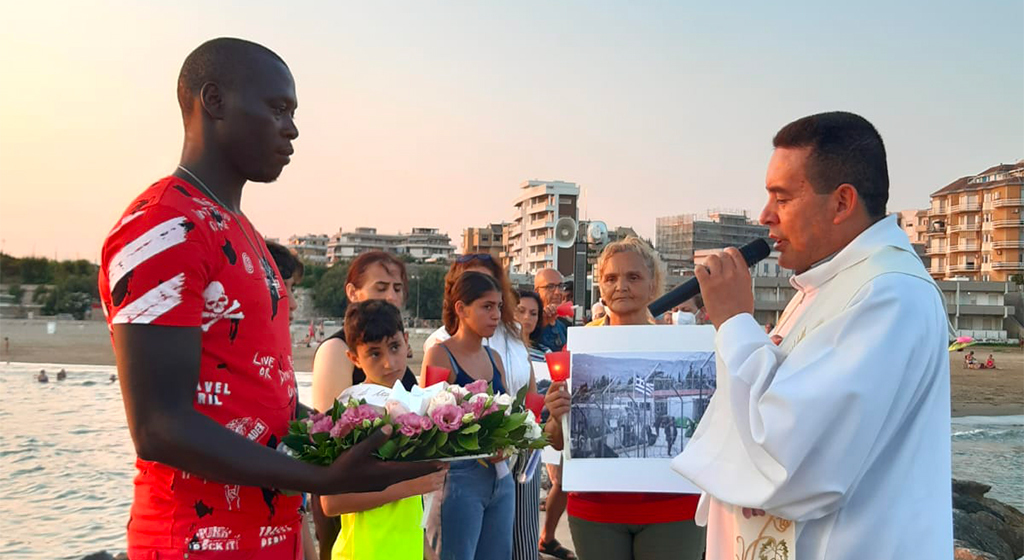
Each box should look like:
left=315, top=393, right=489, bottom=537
left=648, top=238, right=771, bottom=318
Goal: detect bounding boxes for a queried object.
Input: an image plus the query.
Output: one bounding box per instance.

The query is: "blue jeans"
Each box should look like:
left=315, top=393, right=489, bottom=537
left=440, top=460, right=515, bottom=560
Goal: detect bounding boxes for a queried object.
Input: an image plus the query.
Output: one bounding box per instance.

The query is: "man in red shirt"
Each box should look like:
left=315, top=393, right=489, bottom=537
left=99, top=38, right=440, bottom=559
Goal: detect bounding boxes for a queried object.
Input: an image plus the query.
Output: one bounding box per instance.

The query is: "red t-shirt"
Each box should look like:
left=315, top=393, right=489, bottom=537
left=99, top=176, right=302, bottom=553
left=567, top=492, right=698, bottom=525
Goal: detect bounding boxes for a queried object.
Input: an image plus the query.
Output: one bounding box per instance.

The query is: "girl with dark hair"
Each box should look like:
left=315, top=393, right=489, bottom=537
left=423, top=254, right=535, bottom=395
left=424, top=257, right=542, bottom=560
left=312, top=251, right=417, bottom=414
left=421, top=271, right=514, bottom=560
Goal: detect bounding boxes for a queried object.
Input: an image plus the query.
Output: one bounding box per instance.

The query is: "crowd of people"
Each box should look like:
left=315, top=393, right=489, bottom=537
left=97, top=37, right=956, bottom=560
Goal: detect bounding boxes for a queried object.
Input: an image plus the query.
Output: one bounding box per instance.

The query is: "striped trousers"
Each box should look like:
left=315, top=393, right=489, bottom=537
left=513, top=467, right=541, bottom=560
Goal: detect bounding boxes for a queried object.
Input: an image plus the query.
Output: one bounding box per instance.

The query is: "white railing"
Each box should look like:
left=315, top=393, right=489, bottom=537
left=992, top=198, right=1024, bottom=208
left=948, top=223, right=981, bottom=232
left=990, top=240, right=1024, bottom=249
left=991, top=262, right=1024, bottom=271
left=993, top=219, right=1024, bottom=228
left=947, top=263, right=978, bottom=272
left=927, top=207, right=949, bottom=216
left=925, top=246, right=946, bottom=255
left=950, top=203, right=982, bottom=213
left=949, top=243, right=979, bottom=252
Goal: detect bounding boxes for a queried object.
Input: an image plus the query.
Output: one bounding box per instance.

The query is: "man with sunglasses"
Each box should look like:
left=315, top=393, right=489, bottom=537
left=533, top=268, right=569, bottom=352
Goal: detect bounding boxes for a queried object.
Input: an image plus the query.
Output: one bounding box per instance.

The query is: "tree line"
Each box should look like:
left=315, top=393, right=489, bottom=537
left=0, top=253, right=453, bottom=322
left=0, top=254, right=100, bottom=319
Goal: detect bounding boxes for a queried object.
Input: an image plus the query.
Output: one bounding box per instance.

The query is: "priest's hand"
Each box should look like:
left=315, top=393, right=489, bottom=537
left=694, top=247, right=754, bottom=329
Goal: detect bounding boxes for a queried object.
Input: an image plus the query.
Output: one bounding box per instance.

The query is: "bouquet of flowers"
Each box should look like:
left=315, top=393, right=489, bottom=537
left=283, top=379, right=548, bottom=463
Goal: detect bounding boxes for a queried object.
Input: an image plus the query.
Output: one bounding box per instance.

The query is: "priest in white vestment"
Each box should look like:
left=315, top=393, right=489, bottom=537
left=672, top=112, right=953, bottom=560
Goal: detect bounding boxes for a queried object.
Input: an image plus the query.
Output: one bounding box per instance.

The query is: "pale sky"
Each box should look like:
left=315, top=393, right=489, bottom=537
left=1, top=1, right=1021, bottom=263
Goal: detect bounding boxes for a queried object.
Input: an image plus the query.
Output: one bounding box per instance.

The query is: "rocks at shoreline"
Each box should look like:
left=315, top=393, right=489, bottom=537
left=953, top=479, right=1024, bottom=560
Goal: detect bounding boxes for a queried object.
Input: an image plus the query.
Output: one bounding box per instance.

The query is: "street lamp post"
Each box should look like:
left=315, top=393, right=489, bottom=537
left=411, top=274, right=421, bottom=323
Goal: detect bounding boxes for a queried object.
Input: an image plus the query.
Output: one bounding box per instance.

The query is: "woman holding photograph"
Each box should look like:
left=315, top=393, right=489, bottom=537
left=542, top=237, right=705, bottom=560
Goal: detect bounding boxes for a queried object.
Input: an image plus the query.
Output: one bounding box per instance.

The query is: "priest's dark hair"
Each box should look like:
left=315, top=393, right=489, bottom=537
left=773, top=111, right=889, bottom=220
left=177, top=38, right=287, bottom=115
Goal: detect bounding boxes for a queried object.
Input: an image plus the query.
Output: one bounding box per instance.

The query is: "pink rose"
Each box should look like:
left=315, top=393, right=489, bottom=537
left=465, top=379, right=489, bottom=395
left=341, top=404, right=382, bottom=427
left=461, top=395, right=489, bottom=419
left=330, top=419, right=354, bottom=439
left=431, top=404, right=464, bottom=433
left=385, top=400, right=411, bottom=417
left=310, top=414, right=333, bottom=434
left=395, top=413, right=428, bottom=437
left=419, top=415, right=434, bottom=431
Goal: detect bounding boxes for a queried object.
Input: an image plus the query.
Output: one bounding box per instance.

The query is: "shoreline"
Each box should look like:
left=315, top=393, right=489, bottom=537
left=3, top=318, right=1021, bottom=418
left=7, top=361, right=1022, bottom=419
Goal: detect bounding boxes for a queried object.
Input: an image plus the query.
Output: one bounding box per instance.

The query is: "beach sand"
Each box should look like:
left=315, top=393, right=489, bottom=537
left=2, top=318, right=1021, bottom=416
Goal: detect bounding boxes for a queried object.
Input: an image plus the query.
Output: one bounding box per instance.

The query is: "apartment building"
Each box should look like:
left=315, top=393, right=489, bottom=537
left=656, top=211, right=768, bottom=271
left=325, top=227, right=455, bottom=264
left=462, top=223, right=506, bottom=260
left=286, top=234, right=329, bottom=264
left=926, top=162, right=1024, bottom=282
left=502, top=180, right=579, bottom=276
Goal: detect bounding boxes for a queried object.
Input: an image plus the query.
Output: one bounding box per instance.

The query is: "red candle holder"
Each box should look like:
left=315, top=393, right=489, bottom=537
left=545, top=351, right=571, bottom=382
left=524, top=391, right=545, bottom=422
left=424, top=366, right=450, bottom=387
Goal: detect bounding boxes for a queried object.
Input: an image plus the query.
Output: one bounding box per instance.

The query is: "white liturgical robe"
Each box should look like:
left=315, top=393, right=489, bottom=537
left=672, top=215, right=953, bottom=559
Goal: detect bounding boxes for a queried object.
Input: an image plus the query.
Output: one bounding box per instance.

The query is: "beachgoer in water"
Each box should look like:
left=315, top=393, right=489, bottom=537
left=37, top=370, right=49, bottom=383
left=57, top=369, right=67, bottom=381
left=109, top=374, right=117, bottom=383
left=3, top=336, right=9, bottom=364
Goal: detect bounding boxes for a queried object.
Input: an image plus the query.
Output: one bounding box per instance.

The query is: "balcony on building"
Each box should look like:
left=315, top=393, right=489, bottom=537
left=991, top=198, right=1024, bottom=208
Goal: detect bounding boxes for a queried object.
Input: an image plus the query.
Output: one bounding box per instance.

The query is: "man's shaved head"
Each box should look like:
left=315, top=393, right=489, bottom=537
left=177, top=38, right=287, bottom=117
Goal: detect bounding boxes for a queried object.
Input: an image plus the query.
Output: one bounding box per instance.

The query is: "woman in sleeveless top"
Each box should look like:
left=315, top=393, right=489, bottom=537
left=312, top=251, right=417, bottom=414
left=424, top=256, right=542, bottom=560
left=421, top=271, right=514, bottom=560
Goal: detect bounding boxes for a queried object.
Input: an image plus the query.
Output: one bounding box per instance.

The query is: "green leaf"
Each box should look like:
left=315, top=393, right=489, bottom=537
left=377, top=439, right=399, bottom=460
left=515, top=383, right=529, bottom=408
left=457, top=433, right=480, bottom=450
left=435, top=431, right=449, bottom=448
left=505, top=412, right=527, bottom=431
left=479, top=412, right=505, bottom=429
left=282, top=434, right=310, bottom=452
left=461, top=423, right=481, bottom=434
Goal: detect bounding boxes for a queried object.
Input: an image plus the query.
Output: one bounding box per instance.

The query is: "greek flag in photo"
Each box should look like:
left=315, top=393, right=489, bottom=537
left=633, top=375, right=653, bottom=397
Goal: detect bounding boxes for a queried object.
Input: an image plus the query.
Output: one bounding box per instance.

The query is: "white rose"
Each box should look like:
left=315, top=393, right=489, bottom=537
left=427, top=390, right=457, bottom=415
left=469, top=393, right=491, bottom=406
left=449, top=385, right=470, bottom=401
left=524, top=412, right=542, bottom=439
left=493, top=393, right=513, bottom=414
left=527, top=420, right=543, bottom=440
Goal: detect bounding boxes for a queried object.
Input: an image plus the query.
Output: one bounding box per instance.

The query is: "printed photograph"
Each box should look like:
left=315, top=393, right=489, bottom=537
left=568, top=351, right=716, bottom=459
